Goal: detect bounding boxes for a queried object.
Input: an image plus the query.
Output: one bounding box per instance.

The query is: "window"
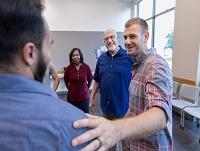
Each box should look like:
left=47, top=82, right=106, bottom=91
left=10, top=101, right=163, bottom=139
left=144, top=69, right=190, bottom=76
left=154, top=10, right=175, bottom=68
left=134, top=4, right=138, bottom=17
left=135, top=0, right=176, bottom=68
left=156, top=0, right=176, bottom=15
left=139, top=0, right=153, bottom=19
left=146, top=19, right=152, bottom=48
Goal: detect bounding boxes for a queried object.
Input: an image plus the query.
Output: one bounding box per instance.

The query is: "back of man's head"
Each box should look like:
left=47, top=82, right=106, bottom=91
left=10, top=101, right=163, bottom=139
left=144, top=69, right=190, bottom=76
left=0, top=0, right=45, bottom=66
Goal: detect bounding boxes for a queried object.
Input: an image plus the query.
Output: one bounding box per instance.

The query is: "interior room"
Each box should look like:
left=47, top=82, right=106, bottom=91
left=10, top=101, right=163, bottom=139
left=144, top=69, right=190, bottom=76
left=45, top=0, right=200, bottom=150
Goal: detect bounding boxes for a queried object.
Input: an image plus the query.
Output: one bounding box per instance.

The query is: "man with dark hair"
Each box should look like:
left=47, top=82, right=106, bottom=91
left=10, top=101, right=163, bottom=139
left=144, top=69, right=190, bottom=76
left=72, top=17, right=172, bottom=151
left=0, top=0, right=89, bottom=150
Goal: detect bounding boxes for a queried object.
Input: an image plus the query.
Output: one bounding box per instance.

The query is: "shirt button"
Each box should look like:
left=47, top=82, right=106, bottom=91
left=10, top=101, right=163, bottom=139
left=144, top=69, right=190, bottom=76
left=110, top=65, right=112, bottom=67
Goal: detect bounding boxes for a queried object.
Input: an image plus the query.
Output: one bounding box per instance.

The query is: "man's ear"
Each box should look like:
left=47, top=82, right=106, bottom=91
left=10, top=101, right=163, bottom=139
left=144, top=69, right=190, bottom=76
left=21, top=42, right=37, bottom=66
left=144, top=31, right=149, bottom=44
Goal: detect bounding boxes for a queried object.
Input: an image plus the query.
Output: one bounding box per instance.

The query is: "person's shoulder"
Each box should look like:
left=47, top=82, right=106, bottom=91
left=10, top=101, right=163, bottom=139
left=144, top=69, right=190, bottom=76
left=118, top=46, right=127, bottom=54
left=127, top=55, right=134, bottom=64
left=40, top=93, right=88, bottom=122
left=118, top=47, right=134, bottom=63
left=36, top=97, right=89, bottom=150
left=99, top=52, right=107, bottom=58
left=54, top=98, right=86, bottom=120
left=65, top=64, right=73, bottom=70
left=83, top=63, right=91, bottom=69
left=146, top=52, right=168, bottom=66
left=96, top=53, right=107, bottom=64
left=82, top=62, right=88, bottom=67
left=119, top=45, right=126, bottom=51
left=48, top=62, right=56, bottom=69
left=48, top=63, right=56, bottom=74
left=144, top=52, right=170, bottom=72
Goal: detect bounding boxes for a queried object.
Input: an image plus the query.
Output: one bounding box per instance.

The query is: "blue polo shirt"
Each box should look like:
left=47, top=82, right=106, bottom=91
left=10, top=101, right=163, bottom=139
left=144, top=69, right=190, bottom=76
left=0, top=73, right=88, bottom=150
left=94, top=46, right=133, bottom=117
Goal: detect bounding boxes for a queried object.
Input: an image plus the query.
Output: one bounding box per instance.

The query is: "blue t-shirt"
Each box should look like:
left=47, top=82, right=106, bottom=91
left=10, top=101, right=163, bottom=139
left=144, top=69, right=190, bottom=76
left=94, top=46, right=134, bottom=117
left=0, top=73, right=88, bottom=151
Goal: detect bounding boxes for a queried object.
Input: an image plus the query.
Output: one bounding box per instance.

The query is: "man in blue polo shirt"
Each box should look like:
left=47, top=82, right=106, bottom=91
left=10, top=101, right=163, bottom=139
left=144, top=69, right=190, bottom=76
left=90, top=29, right=133, bottom=119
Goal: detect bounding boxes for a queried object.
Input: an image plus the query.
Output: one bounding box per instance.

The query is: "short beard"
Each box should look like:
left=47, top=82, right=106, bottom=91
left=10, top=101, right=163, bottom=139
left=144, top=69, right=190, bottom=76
left=34, top=50, right=47, bottom=82
left=107, top=45, right=119, bottom=55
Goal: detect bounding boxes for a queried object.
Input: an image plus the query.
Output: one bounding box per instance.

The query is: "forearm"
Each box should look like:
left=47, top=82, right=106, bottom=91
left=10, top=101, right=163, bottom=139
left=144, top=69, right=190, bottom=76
left=90, top=81, right=99, bottom=99
left=53, top=78, right=60, bottom=91
left=116, top=107, right=167, bottom=140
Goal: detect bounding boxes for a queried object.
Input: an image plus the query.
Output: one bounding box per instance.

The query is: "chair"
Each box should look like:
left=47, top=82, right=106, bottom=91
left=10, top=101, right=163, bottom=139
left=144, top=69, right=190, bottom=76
left=172, top=84, right=200, bottom=129
left=173, top=81, right=180, bottom=99
left=182, top=106, right=200, bottom=143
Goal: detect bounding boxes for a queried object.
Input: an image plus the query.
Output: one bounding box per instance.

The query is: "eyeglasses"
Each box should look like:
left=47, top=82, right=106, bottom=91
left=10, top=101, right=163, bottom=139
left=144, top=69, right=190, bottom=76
left=104, top=35, right=116, bottom=42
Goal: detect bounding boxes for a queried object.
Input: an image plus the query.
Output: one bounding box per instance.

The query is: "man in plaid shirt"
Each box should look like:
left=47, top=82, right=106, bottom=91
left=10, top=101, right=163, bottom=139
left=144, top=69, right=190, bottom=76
left=122, top=17, right=172, bottom=151
left=72, top=17, right=172, bottom=151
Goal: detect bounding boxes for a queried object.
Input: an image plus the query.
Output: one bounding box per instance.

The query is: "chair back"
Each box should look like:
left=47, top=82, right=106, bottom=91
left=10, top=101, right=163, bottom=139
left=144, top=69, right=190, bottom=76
left=179, top=84, right=200, bottom=105
left=173, top=81, right=181, bottom=99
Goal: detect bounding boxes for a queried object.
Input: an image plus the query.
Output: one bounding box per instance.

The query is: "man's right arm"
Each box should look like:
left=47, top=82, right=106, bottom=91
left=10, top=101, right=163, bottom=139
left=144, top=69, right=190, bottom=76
left=89, top=81, right=99, bottom=112
left=71, top=107, right=166, bottom=151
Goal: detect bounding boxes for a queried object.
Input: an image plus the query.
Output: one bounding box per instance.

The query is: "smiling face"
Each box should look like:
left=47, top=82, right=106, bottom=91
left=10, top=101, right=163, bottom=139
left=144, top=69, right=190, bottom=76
left=71, top=50, right=81, bottom=65
left=103, top=29, right=119, bottom=54
left=124, top=24, right=149, bottom=56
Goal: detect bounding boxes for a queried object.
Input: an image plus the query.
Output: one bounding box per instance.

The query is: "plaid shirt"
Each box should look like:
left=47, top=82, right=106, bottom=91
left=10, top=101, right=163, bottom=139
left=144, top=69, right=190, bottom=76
left=123, top=48, right=173, bottom=151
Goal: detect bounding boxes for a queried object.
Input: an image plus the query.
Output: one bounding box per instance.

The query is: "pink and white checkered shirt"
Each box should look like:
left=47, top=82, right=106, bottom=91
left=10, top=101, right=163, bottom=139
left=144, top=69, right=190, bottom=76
left=123, top=48, right=173, bottom=151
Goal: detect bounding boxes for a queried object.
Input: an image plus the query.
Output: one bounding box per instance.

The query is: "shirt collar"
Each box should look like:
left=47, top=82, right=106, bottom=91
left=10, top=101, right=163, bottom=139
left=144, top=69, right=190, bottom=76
left=0, top=73, right=57, bottom=98
left=106, top=45, right=126, bottom=56
left=133, top=48, right=156, bottom=66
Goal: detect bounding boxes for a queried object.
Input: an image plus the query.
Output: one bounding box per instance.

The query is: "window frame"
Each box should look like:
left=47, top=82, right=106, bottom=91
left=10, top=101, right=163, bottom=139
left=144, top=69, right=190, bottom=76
left=134, top=0, right=175, bottom=68
left=135, top=0, right=175, bottom=48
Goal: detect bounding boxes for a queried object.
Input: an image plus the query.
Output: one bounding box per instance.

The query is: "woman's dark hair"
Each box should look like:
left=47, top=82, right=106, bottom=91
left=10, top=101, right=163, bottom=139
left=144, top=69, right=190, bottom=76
left=0, top=0, right=45, bottom=65
left=69, top=48, right=84, bottom=64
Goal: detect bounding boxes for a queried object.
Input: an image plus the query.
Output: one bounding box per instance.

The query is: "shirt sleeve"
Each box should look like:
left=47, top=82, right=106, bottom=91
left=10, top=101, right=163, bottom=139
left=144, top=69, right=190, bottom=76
left=144, top=57, right=172, bottom=122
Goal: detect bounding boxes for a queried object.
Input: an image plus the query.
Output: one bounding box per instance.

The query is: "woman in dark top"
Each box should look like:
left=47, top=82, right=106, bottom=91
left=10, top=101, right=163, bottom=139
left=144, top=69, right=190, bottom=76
left=64, top=48, right=93, bottom=113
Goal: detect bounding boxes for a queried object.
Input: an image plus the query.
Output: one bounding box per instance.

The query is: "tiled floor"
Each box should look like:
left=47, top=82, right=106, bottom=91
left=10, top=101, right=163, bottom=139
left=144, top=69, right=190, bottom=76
left=58, top=92, right=200, bottom=151
left=173, top=112, right=200, bottom=151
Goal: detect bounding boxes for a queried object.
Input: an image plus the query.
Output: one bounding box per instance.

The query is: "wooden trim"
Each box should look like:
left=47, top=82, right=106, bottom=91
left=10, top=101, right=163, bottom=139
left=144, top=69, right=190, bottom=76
left=173, top=76, right=196, bottom=86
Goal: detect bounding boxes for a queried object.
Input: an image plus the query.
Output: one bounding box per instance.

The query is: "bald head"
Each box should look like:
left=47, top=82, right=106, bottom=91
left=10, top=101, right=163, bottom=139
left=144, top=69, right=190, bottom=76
left=104, top=29, right=117, bottom=38
left=103, top=29, right=119, bottom=55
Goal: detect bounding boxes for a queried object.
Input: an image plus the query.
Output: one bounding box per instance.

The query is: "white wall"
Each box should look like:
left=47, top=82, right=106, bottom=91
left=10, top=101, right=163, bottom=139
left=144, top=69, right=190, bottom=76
left=172, top=0, right=200, bottom=85
left=44, top=0, right=132, bottom=32
left=49, top=31, right=125, bottom=70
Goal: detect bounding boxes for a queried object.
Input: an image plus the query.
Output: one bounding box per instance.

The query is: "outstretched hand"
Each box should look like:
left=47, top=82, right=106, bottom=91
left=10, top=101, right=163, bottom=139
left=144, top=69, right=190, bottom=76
left=72, top=114, right=121, bottom=151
